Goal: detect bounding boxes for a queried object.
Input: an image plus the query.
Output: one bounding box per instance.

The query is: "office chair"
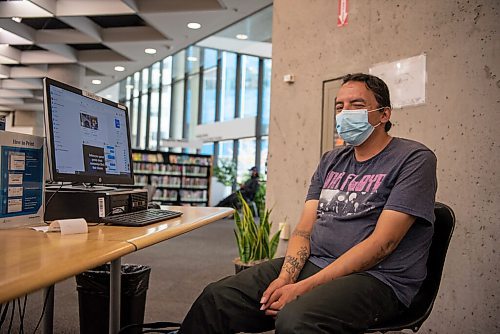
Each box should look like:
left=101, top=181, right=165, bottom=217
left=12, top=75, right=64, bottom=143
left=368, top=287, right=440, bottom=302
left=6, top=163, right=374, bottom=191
left=366, top=202, right=455, bottom=333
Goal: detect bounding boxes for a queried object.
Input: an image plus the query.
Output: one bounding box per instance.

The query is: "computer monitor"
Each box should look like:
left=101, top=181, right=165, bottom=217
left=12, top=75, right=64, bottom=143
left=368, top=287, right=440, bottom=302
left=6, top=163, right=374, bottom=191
left=43, top=77, right=134, bottom=188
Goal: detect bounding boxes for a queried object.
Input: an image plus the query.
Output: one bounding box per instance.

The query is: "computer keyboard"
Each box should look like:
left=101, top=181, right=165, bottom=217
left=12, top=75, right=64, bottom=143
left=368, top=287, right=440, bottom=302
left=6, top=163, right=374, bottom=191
left=101, top=208, right=183, bottom=226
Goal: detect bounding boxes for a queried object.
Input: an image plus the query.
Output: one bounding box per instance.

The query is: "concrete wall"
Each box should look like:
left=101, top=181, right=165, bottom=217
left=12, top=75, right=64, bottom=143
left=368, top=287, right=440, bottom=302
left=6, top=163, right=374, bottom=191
left=267, top=0, right=499, bottom=332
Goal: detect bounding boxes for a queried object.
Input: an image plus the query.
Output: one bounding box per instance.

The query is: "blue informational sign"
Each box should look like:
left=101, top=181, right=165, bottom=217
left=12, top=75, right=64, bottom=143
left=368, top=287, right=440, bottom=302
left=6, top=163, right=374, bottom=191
left=0, top=131, right=44, bottom=228
left=0, top=146, right=44, bottom=217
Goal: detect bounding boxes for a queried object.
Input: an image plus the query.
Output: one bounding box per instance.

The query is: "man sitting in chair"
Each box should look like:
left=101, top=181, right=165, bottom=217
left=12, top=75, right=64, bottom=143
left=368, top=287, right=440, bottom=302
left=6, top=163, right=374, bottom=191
left=178, top=73, right=437, bottom=334
left=216, top=166, right=260, bottom=209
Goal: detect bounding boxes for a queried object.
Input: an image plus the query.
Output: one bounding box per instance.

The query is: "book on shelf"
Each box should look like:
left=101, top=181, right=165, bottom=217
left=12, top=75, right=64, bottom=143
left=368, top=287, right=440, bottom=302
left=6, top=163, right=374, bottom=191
left=132, top=149, right=212, bottom=206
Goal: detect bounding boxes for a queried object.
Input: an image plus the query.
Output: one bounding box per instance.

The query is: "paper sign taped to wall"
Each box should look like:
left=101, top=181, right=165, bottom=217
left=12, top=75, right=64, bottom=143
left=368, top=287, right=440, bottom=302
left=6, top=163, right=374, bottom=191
left=369, top=54, right=426, bottom=109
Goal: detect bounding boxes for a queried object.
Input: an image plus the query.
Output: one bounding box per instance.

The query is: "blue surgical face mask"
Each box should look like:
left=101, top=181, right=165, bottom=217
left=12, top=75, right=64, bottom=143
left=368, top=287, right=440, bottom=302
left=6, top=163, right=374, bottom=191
left=335, top=108, right=383, bottom=146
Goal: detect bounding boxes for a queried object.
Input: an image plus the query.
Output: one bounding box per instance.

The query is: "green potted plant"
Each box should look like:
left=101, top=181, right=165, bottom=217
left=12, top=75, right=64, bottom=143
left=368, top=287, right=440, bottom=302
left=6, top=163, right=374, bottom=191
left=213, top=158, right=237, bottom=188
left=233, top=193, right=281, bottom=273
left=253, top=181, right=266, bottom=218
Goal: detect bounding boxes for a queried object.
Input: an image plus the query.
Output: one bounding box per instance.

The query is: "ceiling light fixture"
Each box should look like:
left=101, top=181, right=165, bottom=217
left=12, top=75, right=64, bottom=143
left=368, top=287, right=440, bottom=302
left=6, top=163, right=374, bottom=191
left=187, top=22, right=201, bottom=30
left=144, top=48, right=157, bottom=55
left=236, top=34, right=248, bottom=40
left=114, top=66, right=125, bottom=72
left=11, top=17, right=22, bottom=23
left=92, top=79, right=102, bottom=85
left=187, top=56, right=198, bottom=62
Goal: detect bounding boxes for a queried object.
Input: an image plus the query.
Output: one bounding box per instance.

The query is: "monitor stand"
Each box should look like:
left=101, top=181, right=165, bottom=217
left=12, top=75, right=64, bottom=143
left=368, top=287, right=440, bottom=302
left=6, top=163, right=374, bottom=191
left=69, top=184, right=117, bottom=192
left=46, top=183, right=117, bottom=192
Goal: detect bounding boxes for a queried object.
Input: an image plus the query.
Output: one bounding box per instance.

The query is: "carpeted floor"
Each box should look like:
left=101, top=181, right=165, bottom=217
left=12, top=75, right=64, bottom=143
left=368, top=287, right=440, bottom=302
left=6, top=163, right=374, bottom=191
left=1, top=218, right=243, bottom=333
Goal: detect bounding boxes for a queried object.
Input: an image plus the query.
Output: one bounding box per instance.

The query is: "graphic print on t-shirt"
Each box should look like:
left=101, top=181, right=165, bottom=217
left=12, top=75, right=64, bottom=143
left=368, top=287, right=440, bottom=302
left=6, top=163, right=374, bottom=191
left=318, top=170, right=386, bottom=217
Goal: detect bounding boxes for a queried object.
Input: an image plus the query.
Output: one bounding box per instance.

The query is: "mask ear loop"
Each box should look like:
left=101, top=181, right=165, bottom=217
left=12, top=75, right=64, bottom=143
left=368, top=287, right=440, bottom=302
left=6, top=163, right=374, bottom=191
left=367, top=106, right=385, bottom=113
left=371, top=106, right=388, bottom=128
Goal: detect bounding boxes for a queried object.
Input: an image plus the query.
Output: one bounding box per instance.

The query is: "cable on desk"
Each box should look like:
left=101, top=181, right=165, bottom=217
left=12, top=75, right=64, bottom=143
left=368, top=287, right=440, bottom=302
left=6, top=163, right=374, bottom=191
left=43, top=183, right=65, bottom=224
left=86, top=207, right=124, bottom=227
left=33, top=286, right=52, bottom=334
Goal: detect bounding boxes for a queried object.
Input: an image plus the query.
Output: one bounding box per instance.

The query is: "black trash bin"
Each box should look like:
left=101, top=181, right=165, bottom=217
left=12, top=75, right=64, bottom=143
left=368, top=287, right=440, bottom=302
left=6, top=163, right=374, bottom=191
left=76, top=264, right=151, bottom=334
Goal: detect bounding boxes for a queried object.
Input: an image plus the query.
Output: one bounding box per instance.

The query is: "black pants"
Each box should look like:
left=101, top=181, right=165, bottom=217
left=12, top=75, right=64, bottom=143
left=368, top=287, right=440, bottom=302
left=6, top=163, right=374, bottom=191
left=179, top=258, right=404, bottom=334
left=216, top=192, right=240, bottom=208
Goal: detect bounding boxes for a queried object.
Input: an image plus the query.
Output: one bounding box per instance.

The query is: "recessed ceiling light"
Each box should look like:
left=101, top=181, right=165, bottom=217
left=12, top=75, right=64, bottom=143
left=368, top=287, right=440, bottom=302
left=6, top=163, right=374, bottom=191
left=144, top=48, right=157, bottom=55
left=105, top=94, right=112, bottom=99
left=114, top=66, right=125, bottom=72
left=236, top=34, right=248, bottom=40
left=187, top=56, right=198, bottom=62
left=92, top=79, right=102, bottom=85
left=11, top=17, right=22, bottom=23
left=187, top=22, right=201, bottom=30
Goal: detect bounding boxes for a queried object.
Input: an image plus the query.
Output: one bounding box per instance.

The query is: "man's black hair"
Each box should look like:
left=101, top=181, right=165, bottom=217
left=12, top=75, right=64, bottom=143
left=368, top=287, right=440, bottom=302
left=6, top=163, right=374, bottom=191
left=342, top=73, right=392, bottom=132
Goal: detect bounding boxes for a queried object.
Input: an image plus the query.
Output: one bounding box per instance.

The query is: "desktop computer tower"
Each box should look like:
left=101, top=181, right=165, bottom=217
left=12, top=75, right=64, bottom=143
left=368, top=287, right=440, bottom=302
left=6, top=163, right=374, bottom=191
left=44, top=188, right=148, bottom=222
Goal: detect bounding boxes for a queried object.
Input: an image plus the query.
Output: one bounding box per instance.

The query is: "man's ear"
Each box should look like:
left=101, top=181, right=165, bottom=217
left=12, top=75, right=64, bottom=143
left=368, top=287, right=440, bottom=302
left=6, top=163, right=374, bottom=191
left=381, top=107, right=391, bottom=124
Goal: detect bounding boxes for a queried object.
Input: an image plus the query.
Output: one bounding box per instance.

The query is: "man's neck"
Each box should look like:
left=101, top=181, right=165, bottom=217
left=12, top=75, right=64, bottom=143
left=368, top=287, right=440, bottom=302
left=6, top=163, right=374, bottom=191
left=354, top=131, right=393, bottom=162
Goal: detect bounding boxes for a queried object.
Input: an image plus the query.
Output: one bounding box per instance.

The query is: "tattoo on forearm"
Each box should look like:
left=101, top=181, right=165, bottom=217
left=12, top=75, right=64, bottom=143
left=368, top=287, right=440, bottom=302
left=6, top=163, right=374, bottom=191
left=282, top=246, right=310, bottom=281
left=298, top=246, right=309, bottom=263
left=292, top=229, right=311, bottom=240
left=359, top=243, right=395, bottom=271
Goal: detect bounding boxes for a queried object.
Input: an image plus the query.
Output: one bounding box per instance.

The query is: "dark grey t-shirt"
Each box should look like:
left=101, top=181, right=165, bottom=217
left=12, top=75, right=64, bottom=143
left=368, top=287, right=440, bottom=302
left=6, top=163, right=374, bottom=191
left=306, top=137, right=437, bottom=307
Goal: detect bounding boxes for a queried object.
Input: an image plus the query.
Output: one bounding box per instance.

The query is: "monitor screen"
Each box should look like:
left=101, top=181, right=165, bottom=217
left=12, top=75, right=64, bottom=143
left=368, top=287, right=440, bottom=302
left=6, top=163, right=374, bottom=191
left=43, top=77, right=134, bottom=185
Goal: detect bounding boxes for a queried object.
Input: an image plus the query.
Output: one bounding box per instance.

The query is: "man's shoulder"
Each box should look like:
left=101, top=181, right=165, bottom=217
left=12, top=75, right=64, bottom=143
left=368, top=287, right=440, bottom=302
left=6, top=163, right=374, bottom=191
left=323, top=145, right=353, bottom=160
left=390, top=138, right=437, bottom=167
left=392, top=137, right=434, bottom=154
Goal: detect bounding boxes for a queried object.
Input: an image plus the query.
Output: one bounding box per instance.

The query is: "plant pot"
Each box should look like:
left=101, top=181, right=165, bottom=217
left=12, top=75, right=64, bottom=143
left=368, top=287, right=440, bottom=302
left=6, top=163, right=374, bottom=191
left=233, top=258, right=268, bottom=274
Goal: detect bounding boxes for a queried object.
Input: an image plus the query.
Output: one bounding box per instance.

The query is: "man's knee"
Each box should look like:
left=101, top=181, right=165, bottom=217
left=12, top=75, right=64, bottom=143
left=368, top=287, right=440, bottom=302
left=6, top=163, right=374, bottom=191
left=200, top=280, right=226, bottom=302
left=274, top=302, right=309, bottom=333
left=275, top=301, right=357, bottom=334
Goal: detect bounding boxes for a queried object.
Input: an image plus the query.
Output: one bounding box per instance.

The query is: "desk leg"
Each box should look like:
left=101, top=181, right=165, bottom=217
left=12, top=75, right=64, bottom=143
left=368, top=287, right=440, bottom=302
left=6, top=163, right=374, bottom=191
left=109, top=258, right=121, bottom=334
left=42, top=285, right=54, bottom=334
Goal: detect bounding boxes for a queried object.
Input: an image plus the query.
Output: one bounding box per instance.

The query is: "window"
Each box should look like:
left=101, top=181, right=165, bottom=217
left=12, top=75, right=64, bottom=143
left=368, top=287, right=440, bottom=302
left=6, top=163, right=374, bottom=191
left=186, top=74, right=200, bottom=142
left=149, top=90, right=159, bottom=149
left=172, top=50, right=186, bottom=82
left=113, top=45, right=272, bottom=178
left=139, top=93, right=148, bottom=148
left=260, top=136, right=268, bottom=180
left=237, top=138, right=256, bottom=183
left=131, top=97, right=139, bottom=147
left=159, top=85, right=171, bottom=145
left=170, top=81, right=184, bottom=139
left=203, top=48, right=218, bottom=69
left=200, top=142, right=214, bottom=156
left=218, top=140, right=234, bottom=162
left=162, top=57, right=172, bottom=85
left=151, top=62, right=161, bottom=90
left=220, top=52, right=237, bottom=121
left=201, top=67, right=217, bottom=124
left=141, top=67, right=149, bottom=93
left=240, top=55, right=259, bottom=118
left=132, top=72, right=140, bottom=98
left=124, top=99, right=131, bottom=122
left=186, top=46, right=201, bottom=74
left=262, top=59, right=272, bottom=135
